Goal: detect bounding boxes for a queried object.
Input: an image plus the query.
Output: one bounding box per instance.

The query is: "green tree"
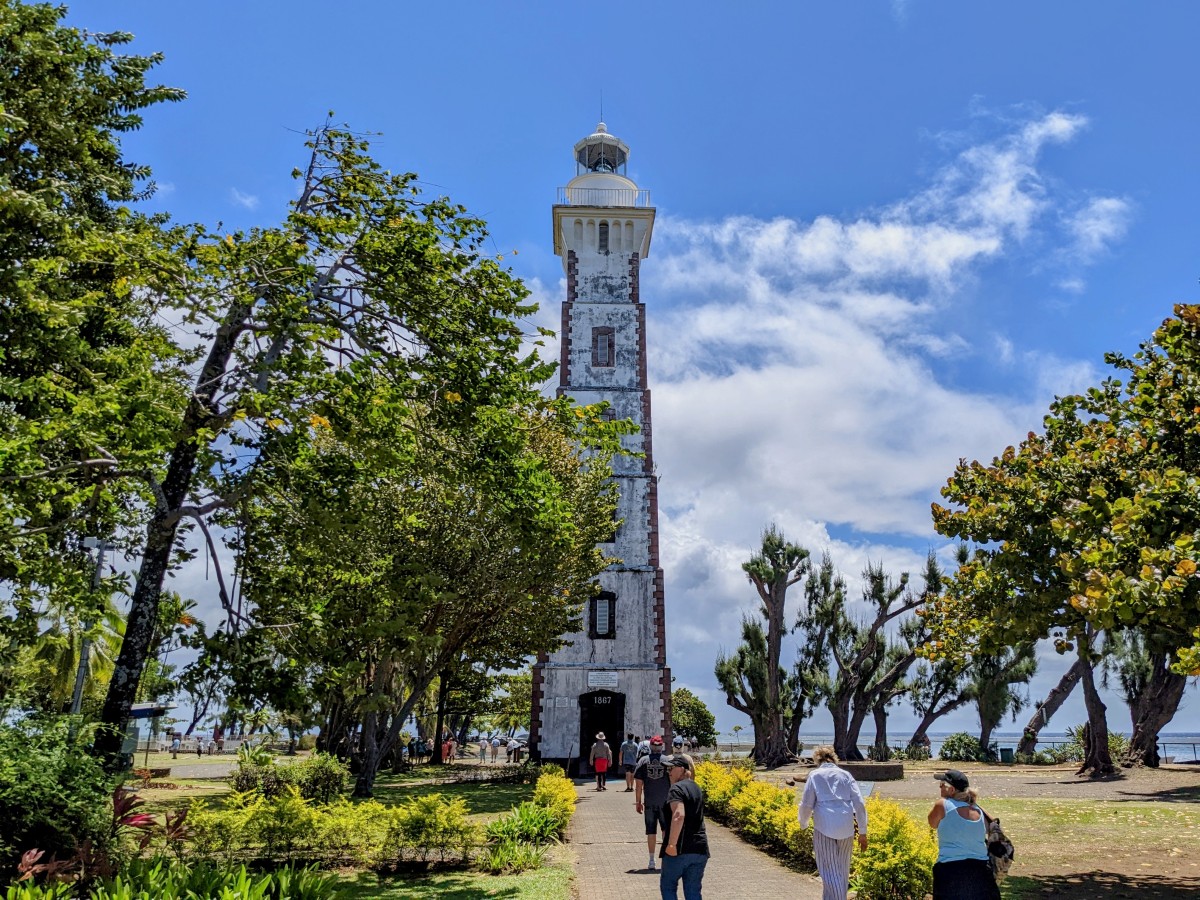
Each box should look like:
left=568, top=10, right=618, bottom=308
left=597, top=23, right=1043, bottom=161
left=0, top=0, right=187, bottom=710
left=715, top=525, right=810, bottom=768
left=971, top=643, right=1037, bottom=753
left=930, top=305, right=1200, bottom=775
left=231, top=377, right=622, bottom=794
left=806, top=561, right=921, bottom=760
left=671, top=688, right=718, bottom=748
left=79, top=121, right=597, bottom=767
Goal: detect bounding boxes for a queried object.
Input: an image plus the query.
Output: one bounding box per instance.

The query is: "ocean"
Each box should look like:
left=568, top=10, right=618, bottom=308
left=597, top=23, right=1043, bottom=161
left=713, top=731, right=1200, bottom=762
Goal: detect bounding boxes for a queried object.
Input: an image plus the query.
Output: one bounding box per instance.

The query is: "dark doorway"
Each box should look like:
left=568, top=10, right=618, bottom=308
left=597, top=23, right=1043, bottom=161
left=579, top=690, right=625, bottom=774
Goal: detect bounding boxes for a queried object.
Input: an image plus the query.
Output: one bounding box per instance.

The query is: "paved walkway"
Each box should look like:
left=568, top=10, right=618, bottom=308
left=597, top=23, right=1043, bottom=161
left=570, top=781, right=825, bottom=899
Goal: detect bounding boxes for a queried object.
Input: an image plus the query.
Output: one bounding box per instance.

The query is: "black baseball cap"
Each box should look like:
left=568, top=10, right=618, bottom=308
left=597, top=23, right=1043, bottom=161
left=934, top=769, right=969, bottom=791
left=663, top=753, right=694, bottom=772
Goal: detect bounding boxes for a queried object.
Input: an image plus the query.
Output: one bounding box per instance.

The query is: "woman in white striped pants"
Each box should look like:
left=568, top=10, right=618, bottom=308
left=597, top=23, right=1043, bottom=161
left=797, top=746, right=869, bottom=900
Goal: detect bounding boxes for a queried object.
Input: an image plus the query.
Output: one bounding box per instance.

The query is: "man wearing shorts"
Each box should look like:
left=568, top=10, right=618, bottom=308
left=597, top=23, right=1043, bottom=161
left=620, top=732, right=640, bottom=791
left=633, top=735, right=670, bottom=870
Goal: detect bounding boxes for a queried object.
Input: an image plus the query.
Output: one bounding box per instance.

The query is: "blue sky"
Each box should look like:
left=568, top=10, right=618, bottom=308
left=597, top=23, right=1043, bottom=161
left=75, top=1, right=1200, bottom=739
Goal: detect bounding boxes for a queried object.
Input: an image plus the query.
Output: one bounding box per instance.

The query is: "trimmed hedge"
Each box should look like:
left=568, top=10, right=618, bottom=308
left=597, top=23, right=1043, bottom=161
left=694, top=761, right=938, bottom=900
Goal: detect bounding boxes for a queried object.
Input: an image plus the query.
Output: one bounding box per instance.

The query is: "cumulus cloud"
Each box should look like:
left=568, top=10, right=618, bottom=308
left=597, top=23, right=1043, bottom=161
left=622, top=111, right=1127, bottom=733
left=230, top=188, right=260, bottom=210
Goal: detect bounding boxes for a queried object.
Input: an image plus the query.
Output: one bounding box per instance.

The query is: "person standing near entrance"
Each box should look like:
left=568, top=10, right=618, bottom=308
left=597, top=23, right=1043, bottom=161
left=797, top=745, right=869, bottom=900
left=634, top=735, right=670, bottom=870
left=620, top=733, right=640, bottom=792
left=589, top=732, right=612, bottom=791
left=658, top=753, right=708, bottom=899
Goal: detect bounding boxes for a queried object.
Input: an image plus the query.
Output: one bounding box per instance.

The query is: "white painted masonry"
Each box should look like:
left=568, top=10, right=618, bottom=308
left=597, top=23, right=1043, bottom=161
left=531, top=124, right=671, bottom=770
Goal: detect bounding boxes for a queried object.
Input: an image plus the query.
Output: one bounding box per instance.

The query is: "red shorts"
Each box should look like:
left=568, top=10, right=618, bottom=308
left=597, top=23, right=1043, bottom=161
left=594, top=758, right=609, bottom=773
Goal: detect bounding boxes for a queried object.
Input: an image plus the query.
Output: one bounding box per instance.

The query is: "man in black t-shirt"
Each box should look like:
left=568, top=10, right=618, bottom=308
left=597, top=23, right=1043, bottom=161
left=658, top=753, right=709, bottom=899
left=634, top=735, right=670, bottom=870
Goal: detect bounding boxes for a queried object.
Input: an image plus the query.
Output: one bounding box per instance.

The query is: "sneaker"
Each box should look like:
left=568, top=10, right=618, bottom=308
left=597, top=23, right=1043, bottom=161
left=648, top=858, right=656, bottom=871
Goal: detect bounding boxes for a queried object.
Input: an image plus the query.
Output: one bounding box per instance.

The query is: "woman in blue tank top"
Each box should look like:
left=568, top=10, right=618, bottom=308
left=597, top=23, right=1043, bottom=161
left=926, top=769, right=1000, bottom=900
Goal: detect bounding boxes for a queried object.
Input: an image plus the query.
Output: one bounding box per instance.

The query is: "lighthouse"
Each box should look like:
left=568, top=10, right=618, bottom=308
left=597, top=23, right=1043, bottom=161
left=530, top=124, right=672, bottom=770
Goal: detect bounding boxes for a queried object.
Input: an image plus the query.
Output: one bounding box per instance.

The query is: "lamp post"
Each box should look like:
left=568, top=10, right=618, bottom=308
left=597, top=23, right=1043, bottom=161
left=70, top=537, right=115, bottom=718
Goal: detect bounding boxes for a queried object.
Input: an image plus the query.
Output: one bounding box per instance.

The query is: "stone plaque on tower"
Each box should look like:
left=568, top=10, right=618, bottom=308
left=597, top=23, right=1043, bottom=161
left=530, top=124, right=671, bottom=771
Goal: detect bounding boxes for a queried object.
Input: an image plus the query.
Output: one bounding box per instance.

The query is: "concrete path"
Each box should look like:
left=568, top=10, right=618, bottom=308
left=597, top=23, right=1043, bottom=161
left=570, top=781, right=825, bottom=899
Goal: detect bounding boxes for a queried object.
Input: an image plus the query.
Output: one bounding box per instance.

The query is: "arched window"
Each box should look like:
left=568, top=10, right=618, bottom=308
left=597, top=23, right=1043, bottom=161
left=590, top=591, right=617, bottom=639
left=598, top=221, right=609, bottom=253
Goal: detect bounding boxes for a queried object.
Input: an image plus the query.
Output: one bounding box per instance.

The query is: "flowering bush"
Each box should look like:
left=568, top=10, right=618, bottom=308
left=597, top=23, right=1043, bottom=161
left=850, top=796, right=937, bottom=900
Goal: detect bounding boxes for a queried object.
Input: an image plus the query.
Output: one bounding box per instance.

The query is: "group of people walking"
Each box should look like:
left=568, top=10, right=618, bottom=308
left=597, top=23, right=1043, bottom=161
left=798, top=746, right=1003, bottom=900
left=589, top=732, right=710, bottom=899
left=586, top=734, right=1003, bottom=900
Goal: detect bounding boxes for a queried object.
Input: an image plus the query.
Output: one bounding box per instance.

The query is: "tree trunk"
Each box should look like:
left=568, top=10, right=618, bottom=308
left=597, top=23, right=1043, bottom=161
left=872, top=703, right=890, bottom=761
left=1016, top=656, right=1085, bottom=756
left=1124, top=656, right=1187, bottom=768
left=756, top=708, right=794, bottom=768
left=92, top=307, right=249, bottom=769
left=1077, top=644, right=1116, bottom=777
left=353, top=709, right=380, bottom=797
left=842, top=703, right=871, bottom=761
left=432, top=670, right=449, bottom=766
left=979, top=719, right=995, bottom=758
left=830, top=694, right=856, bottom=760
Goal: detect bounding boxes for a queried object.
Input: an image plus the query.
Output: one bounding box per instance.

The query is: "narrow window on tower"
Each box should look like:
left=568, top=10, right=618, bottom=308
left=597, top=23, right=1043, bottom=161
left=589, top=591, right=617, bottom=639
left=598, top=221, right=609, bottom=253
left=592, top=326, right=615, bottom=367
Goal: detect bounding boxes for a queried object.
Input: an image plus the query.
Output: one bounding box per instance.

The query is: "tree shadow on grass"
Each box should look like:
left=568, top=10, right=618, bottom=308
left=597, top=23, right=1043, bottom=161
left=337, top=870, right=527, bottom=899
left=1110, top=783, right=1200, bottom=803
left=1003, top=873, right=1200, bottom=899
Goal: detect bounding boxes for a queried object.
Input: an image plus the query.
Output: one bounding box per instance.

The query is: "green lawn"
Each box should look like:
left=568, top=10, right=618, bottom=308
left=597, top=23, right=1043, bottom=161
left=891, top=797, right=1200, bottom=899
left=371, top=779, right=535, bottom=816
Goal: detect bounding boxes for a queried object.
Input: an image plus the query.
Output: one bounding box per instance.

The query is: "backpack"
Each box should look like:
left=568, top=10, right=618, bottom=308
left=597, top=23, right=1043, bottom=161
left=979, top=807, right=1014, bottom=884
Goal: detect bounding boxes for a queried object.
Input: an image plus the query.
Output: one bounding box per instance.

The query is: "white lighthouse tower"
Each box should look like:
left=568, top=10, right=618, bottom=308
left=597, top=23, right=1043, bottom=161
left=530, top=124, right=672, bottom=770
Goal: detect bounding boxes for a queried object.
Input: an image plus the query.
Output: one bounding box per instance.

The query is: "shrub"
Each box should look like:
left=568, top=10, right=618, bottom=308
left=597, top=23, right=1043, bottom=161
left=285, top=753, right=349, bottom=804
left=849, top=797, right=937, bottom=900
left=254, top=786, right=320, bottom=860
left=693, top=760, right=753, bottom=818
left=0, top=720, right=117, bottom=877
left=382, top=793, right=478, bottom=864
left=298, top=734, right=318, bottom=752
left=693, top=762, right=813, bottom=869
left=485, top=802, right=563, bottom=845
left=184, top=792, right=387, bottom=866
left=938, top=732, right=983, bottom=762
left=530, top=768, right=576, bottom=832
left=477, top=839, right=546, bottom=875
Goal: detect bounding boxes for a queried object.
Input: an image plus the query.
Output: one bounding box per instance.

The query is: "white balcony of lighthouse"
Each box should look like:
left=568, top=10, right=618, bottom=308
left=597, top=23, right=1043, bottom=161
left=558, top=123, right=650, bottom=208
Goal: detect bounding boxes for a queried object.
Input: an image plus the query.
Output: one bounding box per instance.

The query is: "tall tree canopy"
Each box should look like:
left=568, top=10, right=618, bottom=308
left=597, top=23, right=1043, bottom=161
left=928, top=304, right=1200, bottom=774
left=0, top=0, right=188, bottom=702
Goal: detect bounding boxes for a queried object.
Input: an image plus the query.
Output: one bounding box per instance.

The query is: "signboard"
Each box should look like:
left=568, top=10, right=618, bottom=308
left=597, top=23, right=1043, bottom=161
left=555, top=696, right=570, bottom=708
left=587, top=670, right=619, bottom=688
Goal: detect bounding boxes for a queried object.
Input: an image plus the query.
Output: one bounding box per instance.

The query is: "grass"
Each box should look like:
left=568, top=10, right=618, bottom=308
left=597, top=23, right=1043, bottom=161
left=371, top=780, right=535, bottom=817
left=892, top=797, right=1200, bottom=898
left=333, top=849, right=573, bottom=899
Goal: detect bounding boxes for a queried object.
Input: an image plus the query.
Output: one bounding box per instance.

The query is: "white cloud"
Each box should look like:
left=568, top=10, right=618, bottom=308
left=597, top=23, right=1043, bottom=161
left=1067, top=195, right=1131, bottom=261
left=230, top=188, right=260, bottom=210
left=624, top=111, right=1139, bottom=735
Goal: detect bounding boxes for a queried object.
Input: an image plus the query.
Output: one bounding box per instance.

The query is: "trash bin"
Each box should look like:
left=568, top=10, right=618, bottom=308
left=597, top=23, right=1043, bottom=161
left=999, top=747, right=1014, bottom=764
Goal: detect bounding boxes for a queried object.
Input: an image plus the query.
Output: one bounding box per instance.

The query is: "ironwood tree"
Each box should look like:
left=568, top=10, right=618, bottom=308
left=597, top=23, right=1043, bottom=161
left=714, top=526, right=810, bottom=768
left=1103, top=629, right=1188, bottom=767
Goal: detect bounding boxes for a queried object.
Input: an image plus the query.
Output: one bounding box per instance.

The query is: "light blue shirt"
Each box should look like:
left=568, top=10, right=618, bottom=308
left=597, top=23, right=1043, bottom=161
left=797, top=762, right=869, bottom=840
left=936, top=797, right=988, bottom=863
